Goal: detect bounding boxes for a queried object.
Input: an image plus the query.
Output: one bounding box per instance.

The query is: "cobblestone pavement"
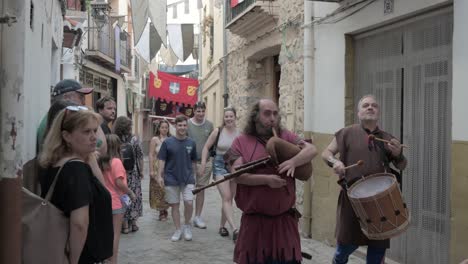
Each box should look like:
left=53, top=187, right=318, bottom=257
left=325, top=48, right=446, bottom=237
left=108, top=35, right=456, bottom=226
left=118, top=159, right=365, bottom=264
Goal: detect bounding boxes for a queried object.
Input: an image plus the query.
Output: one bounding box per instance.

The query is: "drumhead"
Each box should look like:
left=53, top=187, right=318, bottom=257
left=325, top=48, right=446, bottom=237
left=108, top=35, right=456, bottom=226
left=349, top=175, right=394, bottom=198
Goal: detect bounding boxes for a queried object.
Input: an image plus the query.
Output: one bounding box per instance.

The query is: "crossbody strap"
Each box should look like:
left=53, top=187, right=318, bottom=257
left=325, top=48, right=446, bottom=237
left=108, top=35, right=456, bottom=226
left=45, top=159, right=81, bottom=201
left=213, top=126, right=223, bottom=151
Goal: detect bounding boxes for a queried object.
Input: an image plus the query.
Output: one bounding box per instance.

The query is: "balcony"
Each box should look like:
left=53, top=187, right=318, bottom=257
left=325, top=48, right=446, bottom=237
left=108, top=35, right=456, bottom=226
left=86, top=20, right=131, bottom=73
left=226, top=0, right=279, bottom=38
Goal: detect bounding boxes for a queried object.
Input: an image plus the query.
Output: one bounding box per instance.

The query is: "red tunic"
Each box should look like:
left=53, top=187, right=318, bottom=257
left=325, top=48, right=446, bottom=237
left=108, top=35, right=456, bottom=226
left=227, top=130, right=302, bottom=264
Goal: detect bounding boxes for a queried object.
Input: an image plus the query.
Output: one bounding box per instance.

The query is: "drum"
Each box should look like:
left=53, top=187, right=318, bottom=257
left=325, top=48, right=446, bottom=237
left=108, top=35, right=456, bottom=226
left=347, top=173, right=410, bottom=240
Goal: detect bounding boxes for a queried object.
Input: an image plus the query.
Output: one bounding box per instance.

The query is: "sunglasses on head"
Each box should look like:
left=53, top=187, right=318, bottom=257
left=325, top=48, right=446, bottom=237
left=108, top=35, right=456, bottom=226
left=61, top=106, right=89, bottom=130
left=66, top=106, right=89, bottom=111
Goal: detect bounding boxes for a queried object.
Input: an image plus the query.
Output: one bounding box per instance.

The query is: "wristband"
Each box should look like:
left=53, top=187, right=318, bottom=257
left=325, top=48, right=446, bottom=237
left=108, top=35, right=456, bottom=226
left=394, top=152, right=405, bottom=163
left=327, top=156, right=339, bottom=168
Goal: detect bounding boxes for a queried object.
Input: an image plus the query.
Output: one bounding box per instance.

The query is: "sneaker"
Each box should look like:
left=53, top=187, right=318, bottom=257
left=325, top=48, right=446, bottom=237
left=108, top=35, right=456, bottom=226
left=183, top=225, right=193, bottom=241
left=171, top=229, right=182, bottom=242
left=193, top=216, right=207, bottom=229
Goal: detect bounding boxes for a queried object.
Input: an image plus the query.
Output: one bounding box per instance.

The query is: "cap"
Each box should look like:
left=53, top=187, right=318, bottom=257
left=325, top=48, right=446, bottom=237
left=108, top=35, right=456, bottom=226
left=52, top=79, right=93, bottom=97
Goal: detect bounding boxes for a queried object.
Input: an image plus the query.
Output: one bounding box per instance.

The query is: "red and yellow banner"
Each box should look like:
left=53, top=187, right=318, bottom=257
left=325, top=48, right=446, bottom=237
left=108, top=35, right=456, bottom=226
left=148, top=71, right=199, bottom=105
left=231, top=0, right=244, bottom=7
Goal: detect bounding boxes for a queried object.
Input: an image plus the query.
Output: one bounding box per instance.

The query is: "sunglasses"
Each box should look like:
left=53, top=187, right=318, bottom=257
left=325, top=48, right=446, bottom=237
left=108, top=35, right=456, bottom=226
left=66, top=106, right=89, bottom=111
left=61, top=106, right=89, bottom=130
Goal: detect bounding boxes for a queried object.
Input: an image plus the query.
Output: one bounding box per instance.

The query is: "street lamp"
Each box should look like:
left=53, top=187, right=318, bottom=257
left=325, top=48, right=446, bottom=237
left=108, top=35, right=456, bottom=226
left=90, top=0, right=111, bottom=31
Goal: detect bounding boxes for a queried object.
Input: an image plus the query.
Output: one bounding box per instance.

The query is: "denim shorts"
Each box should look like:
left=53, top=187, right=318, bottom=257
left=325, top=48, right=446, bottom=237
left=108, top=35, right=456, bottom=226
left=213, top=154, right=228, bottom=178
left=112, top=207, right=125, bottom=215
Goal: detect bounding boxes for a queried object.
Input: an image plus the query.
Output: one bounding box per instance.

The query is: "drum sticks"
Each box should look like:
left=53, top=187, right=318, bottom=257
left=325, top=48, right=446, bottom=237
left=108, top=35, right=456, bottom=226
left=368, top=135, right=409, bottom=148
left=343, top=160, right=364, bottom=170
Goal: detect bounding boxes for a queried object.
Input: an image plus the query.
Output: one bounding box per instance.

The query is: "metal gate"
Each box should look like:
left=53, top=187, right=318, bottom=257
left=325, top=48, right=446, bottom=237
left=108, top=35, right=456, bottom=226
left=353, top=9, right=452, bottom=264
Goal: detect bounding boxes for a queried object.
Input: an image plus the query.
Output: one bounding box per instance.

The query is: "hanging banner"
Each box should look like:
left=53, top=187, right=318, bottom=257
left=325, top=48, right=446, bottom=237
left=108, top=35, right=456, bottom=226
left=231, top=0, right=244, bottom=8
left=148, top=71, right=199, bottom=105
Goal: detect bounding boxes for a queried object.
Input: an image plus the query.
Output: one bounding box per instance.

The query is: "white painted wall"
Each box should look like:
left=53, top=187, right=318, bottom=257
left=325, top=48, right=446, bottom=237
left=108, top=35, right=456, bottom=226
left=308, top=0, right=450, bottom=134
left=1, top=0, right=63, bottom=178
left=452, top=0, right=468, bottom=141
left=23, top=0, right=63, bottom=160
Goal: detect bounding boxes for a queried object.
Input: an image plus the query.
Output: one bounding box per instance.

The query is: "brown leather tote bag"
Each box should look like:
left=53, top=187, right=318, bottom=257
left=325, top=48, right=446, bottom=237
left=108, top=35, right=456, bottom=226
left=21, top=162, right=70, bottom=264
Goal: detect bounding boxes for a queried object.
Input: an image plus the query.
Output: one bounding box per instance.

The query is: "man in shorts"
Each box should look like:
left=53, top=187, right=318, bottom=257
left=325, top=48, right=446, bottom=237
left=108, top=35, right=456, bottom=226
left=187, top=101, right=214, bottom=229
left=157, top=115, right=198, bottom=242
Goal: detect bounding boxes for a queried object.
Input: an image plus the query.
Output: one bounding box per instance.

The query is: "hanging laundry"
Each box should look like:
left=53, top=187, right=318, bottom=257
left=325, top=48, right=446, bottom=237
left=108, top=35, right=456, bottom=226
left=130, top=0, right=148, bottom=44
left=160, top=45, right=179, bottom=67
left=167, top=24, right=184, bottom=61
left=148, top=0, right=167, bottom=47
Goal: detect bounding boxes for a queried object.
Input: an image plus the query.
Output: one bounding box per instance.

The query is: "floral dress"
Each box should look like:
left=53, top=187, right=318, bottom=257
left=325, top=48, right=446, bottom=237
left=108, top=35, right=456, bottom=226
left=122, top=135, right=144, bottom=221
left=149, top=137, right=169, bottom=210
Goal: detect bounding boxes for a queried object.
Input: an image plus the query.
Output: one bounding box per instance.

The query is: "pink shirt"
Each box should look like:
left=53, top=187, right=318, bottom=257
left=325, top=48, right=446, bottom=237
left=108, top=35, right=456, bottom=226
left=103, top=158, right=127, bottom=210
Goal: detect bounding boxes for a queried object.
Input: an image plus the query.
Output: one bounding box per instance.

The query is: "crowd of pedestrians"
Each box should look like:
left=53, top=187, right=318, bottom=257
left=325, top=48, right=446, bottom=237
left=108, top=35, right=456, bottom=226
left=27, top=78, right=318, bottom=264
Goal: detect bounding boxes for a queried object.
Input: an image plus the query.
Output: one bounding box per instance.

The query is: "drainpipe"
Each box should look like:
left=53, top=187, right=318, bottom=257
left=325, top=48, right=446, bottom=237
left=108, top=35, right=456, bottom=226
left=198, top=9, right=203, bottom=100
left=222, top=0, right=228, bottom=107
left=302, top=0, right=314, bottom=238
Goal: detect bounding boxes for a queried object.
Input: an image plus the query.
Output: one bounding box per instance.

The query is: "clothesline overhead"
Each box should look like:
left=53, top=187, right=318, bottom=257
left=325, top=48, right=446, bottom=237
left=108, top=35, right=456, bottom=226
left=130, top=0, right=197, bottom=63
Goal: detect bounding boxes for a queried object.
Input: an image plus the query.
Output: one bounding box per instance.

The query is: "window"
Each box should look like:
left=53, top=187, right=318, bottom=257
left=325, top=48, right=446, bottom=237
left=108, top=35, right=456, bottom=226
left=209, top=22, right=214, bottom=58
left=172, top=5, right=178, bottom=19
left=30, top=1, right=34, bottom=30
left=184, top=0, right=190, bottom=14
left=66, top=0, right=85, bottom=11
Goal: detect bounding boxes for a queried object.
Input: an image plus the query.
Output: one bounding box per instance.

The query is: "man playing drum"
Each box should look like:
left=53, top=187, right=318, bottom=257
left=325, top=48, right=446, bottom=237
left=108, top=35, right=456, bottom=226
left=225, top=99, right=316, bottom=264
left=322, top=95, right=407, bottom=264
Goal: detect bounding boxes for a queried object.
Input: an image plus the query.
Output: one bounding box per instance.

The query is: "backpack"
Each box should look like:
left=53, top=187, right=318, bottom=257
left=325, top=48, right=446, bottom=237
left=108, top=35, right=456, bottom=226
left=121, top=142, right=135, bottom=171
left=21, top=160, right=74, bottom=264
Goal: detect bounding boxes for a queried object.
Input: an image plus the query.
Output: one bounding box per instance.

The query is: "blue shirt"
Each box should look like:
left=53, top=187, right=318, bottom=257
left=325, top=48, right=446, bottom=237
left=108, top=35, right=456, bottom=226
left=158, top=136, right=197, bottom=186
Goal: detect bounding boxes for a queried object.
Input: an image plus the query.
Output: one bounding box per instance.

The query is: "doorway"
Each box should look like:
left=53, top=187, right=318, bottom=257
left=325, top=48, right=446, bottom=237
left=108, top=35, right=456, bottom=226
left=353, top=9, right=453, bottom=264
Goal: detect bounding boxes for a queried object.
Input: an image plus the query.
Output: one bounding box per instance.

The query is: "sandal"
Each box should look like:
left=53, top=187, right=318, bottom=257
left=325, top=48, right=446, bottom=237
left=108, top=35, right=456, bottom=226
left=232, top=229, right=239, bottom=242
left=159, top=210, right=168, bottom=221
left=162, top=210, right=168, bottom=221
left=218, top=227, right=229, bottom=237
left=121, top=227, right=130, bottom=234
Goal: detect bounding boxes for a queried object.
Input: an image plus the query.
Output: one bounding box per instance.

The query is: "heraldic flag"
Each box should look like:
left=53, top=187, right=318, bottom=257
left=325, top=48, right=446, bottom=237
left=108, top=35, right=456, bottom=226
left=231, top=0, right=244, bottom=7
left=148, top=71, right=199, bottom=105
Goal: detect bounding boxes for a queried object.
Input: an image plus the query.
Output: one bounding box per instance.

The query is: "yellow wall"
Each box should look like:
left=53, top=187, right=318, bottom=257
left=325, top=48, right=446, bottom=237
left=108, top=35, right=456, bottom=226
left=451, top=140, right=468, bottom=264
left=305, top=132, right=341, bottom=245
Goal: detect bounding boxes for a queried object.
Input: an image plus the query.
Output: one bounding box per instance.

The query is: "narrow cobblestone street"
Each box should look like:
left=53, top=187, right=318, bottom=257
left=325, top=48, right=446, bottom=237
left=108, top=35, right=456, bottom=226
left=118, top=159, right=364, bottom=264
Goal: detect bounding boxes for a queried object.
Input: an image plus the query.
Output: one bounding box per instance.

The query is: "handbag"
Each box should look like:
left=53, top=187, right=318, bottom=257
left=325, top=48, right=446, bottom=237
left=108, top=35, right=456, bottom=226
left=22, top=157, right=41, bottom=195
left=22, top=161, right=72, bottom=264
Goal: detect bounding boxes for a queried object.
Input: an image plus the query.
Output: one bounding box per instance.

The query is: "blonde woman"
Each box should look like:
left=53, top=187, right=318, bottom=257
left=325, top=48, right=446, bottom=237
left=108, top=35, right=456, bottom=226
left=149, top=119, right=171, bottom=220
left=200, top=107, right=240, bottom=240
left=38, top=106, right=113, bottom=264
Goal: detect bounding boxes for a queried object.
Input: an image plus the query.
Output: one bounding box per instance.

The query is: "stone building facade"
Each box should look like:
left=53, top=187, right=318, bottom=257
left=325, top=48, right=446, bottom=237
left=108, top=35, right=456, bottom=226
left=224, top=0, right=308, bottom=224
left=226, top=0, right=305, bottom=135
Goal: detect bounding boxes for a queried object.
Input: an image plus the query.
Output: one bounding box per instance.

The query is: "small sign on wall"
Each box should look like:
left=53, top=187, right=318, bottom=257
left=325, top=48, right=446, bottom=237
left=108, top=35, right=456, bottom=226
left=384, top=0, right=394, bottom=15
